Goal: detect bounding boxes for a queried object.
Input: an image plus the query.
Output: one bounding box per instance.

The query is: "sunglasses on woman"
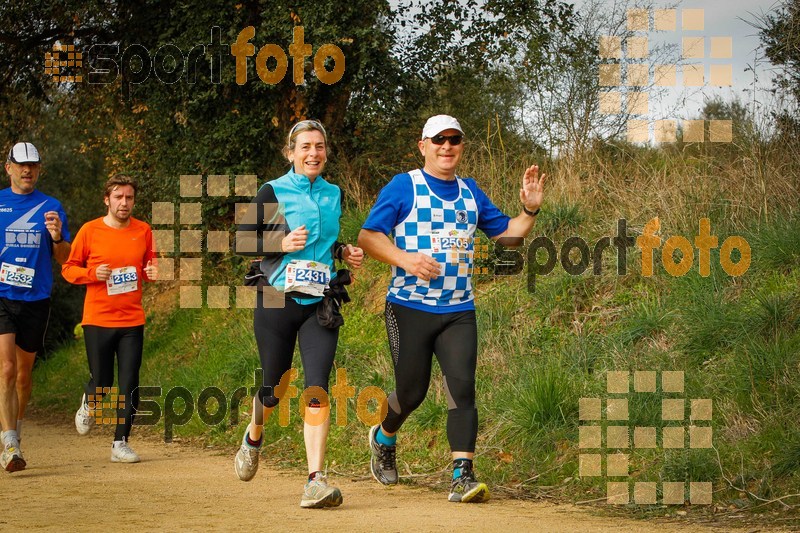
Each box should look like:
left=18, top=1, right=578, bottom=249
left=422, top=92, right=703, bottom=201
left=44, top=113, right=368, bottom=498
left=429, top=134, right=463, bottom=146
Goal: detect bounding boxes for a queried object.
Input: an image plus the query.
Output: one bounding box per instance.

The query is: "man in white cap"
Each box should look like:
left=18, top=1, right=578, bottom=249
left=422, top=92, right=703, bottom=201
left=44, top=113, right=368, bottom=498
left=359, top=115, right=546, bottom=502
left=0, top=142, right=71, bottom=472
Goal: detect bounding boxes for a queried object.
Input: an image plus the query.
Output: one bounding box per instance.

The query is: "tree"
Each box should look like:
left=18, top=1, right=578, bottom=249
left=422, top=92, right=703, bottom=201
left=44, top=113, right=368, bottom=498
left=0, top=0, right=406, bottom=345
left=518, top=0, right=680, bottom=157
left=753, top=0, right=800, bottom=140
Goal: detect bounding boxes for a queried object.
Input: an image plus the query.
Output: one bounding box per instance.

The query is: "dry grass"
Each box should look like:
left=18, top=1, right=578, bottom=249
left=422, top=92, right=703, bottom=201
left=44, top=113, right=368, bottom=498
left=456, top=125, right=799, bottom=235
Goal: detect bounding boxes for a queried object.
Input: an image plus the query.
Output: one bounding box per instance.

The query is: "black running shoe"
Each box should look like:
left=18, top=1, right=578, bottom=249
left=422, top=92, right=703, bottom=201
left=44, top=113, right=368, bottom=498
left=368, top=424, right=398, bottom=485
left=448, top=463, right=490, bottom=503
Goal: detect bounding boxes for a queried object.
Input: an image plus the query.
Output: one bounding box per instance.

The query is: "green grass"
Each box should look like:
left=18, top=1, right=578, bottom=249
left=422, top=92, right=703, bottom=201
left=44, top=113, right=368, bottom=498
left=28, top=207, right=800, bottom=521
left=536, top=202, right=585, bottom=236
left=748, top=214, right=800, bottom=271
left=617, top=298, right=674, bottom=345
left=772, top=431, right=800, bottom=478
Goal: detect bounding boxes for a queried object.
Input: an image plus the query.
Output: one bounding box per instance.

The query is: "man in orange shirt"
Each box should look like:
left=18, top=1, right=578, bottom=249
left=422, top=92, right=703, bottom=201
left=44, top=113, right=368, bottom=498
left=62, top=174, right=157, bottom=463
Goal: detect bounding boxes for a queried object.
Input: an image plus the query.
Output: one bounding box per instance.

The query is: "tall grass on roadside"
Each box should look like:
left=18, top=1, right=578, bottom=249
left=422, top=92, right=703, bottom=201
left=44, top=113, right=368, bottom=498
left=536, top=202, right=585, bottom=236
left=617, top=298, right=674, bottom=345
left=672, top=279, right=745, bottom=362
left=458, top=120, right=799, bottom=234
left=748, top=214, right=800, bottom=272
left=497, top=359, right=579, bottom=453
left=724, top=335, right=800, bottom=415
left=772, top=431, right=800, bottom=479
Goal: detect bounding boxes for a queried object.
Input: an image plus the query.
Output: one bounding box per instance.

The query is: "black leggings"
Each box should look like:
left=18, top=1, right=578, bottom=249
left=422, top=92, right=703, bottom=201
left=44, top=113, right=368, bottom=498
left=382, top=301, right=478, bottom=452
left=82, top=325, right=144, bottom=441
left=253, top=298, right=338, bottom=410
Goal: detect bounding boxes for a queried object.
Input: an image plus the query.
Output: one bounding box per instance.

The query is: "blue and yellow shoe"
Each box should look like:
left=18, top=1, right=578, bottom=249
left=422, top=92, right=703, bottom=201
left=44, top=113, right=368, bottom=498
left=448, top=465, right=490, bottom=503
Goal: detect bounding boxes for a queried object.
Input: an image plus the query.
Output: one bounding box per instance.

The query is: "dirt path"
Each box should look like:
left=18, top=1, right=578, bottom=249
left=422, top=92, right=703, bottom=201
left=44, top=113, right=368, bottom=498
left=0, top=420, right=764, bottom=532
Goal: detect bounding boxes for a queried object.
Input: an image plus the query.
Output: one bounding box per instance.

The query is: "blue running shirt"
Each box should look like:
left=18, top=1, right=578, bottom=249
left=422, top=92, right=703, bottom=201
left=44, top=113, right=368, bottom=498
left=0, top=188, right=70, bottom=301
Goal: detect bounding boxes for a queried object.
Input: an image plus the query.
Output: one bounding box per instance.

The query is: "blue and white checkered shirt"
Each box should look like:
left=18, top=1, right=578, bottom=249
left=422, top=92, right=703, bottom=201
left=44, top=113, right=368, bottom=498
left=388, top=169, right=478, bottom=307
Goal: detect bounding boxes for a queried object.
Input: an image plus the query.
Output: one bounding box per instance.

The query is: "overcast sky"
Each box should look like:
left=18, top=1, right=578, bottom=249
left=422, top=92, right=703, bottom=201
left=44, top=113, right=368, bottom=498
left=582, top=0, right=782, bottom=119
left=391, top=0, right=784, bottom=134
left=640, top=0, right=777, bottom=118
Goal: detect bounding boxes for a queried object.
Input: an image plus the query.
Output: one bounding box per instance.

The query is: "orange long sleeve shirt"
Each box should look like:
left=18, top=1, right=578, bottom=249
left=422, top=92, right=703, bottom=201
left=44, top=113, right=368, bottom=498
left=62, top=217, right=155, bottom=327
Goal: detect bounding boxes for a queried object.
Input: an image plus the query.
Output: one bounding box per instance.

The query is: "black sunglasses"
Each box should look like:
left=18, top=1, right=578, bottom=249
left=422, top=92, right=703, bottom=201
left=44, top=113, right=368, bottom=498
left=429, top=134, right=463, bottom=146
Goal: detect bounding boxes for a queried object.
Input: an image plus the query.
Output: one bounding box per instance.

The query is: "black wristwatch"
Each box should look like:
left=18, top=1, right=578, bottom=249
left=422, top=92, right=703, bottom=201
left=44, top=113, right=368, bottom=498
left=523, top=206, right=540, bottom=217
left=52, top=236, right=64, bottom=244
left=335, top=243, right=346, bottom=260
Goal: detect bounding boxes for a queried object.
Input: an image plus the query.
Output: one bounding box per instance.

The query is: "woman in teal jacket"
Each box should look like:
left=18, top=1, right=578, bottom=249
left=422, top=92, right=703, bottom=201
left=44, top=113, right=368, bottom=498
left=234, top=120, right=363, bottom=508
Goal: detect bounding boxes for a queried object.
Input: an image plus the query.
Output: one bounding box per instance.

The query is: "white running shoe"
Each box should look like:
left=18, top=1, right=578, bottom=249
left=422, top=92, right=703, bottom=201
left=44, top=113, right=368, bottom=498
left=111, top=439, right=140, bottom=463
left=75, top=394, right=95, bottom=436
left=300, top=473, right=343, bottom=508
left=234, top=425, right=260, bottom=481
left=1, top=443, right=26, bottom=472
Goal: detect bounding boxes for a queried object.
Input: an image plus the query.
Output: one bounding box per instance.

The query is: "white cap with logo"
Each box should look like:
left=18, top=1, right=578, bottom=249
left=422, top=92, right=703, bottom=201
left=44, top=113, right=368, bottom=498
left=7, top=142, right=41, bottom=164
left=421, top=115, right=464, bottom=140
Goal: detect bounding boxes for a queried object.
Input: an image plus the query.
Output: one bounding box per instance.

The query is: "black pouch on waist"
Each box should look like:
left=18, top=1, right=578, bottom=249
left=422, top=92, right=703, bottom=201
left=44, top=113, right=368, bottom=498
left=316, top=269, right=352, bottom=329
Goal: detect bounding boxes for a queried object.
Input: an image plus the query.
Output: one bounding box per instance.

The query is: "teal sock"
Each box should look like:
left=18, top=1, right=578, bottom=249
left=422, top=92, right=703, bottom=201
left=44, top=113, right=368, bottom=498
left=453, top=458, right=473, bottom=479
left=375, top=427, right=396, bottom=446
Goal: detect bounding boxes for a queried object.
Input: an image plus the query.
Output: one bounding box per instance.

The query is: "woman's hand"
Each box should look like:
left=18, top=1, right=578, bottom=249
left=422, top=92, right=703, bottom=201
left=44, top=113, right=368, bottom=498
left=282, top=225, right=308, bottom=253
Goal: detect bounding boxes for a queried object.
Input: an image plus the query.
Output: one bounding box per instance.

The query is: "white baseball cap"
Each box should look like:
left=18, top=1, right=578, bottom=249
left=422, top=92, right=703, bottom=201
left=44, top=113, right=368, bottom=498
left=421, top=115, right=464, bottom=140
left=7, top=142, right=41, bottom=164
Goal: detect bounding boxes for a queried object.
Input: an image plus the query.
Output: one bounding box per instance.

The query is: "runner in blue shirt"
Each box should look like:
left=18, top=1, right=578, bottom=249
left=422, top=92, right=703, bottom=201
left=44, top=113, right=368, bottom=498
left=0, top=142, right=71, bottom=472
left=359, top=115, right=547, bottom=502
